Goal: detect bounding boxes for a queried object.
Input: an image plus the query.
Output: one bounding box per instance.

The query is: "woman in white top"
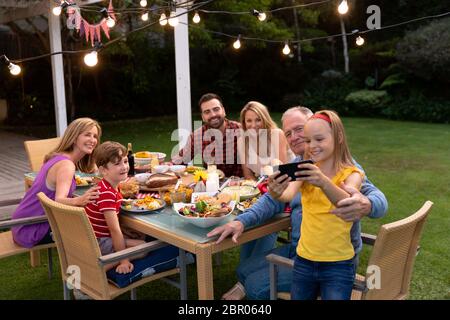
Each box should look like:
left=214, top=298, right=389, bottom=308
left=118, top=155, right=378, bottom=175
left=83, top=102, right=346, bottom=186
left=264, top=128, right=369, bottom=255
left=238, top=101, right=293, bottom=180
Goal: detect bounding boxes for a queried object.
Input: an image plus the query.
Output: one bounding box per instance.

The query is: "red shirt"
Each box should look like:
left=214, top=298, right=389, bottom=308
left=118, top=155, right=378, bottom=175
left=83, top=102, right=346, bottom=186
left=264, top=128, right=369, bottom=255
left=84, top=179, right=122, bottom=238
left=172, top=119, right=243, bottom=178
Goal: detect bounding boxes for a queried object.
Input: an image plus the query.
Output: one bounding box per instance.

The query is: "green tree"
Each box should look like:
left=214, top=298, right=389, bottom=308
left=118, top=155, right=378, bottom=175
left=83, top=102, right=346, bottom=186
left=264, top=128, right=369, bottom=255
left=396, top=17, right=450, bottom=83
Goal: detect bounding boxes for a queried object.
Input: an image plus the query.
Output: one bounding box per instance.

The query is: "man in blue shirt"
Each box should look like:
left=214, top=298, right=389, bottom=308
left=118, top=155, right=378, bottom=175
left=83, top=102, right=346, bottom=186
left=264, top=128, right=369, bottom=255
left=207, top=106, right=388, bottom=300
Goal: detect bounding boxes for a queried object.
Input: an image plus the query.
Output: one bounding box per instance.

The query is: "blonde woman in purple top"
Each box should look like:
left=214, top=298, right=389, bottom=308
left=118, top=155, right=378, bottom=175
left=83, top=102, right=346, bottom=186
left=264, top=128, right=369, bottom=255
left=12, top=118, right=102, bottom=248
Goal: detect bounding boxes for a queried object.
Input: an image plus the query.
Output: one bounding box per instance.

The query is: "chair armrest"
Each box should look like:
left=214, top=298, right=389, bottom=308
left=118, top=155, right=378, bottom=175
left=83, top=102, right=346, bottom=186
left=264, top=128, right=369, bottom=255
left=98, top=239, right=169, bottom=266
left=361, top=232, right=377, bottom=246
left=266, top=253, right=294, bottom=269
left=0, top=215, right=48, bottom=230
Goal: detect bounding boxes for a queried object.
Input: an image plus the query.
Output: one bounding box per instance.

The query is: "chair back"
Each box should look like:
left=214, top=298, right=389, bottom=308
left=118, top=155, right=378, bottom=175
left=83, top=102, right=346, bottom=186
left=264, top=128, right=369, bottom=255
left=362, top=201, right=433, bottom=300
left=24, top=137, right=61, bottom=171
left=37, top=192, right=110, bottom=299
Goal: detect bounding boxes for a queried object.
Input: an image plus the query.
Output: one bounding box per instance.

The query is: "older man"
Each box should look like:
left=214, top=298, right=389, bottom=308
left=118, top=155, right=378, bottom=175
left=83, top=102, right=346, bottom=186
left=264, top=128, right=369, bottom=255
left=207, top=106, right=388, bottom=300
left=172, top=93, right=243, bottom=177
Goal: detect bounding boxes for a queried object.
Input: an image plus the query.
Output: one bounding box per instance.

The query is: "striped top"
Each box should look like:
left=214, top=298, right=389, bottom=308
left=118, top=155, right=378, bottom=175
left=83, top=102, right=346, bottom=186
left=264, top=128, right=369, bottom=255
left=84, top=179, right=123, bottom=238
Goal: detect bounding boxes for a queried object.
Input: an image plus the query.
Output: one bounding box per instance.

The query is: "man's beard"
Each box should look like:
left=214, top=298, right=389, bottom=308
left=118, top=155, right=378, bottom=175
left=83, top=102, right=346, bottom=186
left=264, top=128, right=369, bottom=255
left=207, top=116, right=225, bottom=129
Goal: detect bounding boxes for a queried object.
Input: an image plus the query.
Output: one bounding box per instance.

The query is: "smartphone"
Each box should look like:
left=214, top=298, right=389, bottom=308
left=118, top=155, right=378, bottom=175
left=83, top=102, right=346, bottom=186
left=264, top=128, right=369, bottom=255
left=273, top=160, right=314, bottom=180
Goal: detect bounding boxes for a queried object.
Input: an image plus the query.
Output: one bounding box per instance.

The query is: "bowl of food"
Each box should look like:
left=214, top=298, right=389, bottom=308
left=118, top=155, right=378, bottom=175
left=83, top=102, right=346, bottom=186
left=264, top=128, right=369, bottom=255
left=186, top=166, right=205, bottom=174
left=174, top=201, right=235, bottom=228
left=149, top=152, right=166, bottom=164
left=160, top=184, right=193, bottom=205
left=153, top=165, right=169, bottom=174
left=169, top=165, right=186, bottom=175
left=134, top=173, right=152, bottom=184
left=237, top=197, right=259, bottom=212
left=134, top=151, right=154, bottom=166
left=221, top=185, right=260, bottom=201
left=173, top=193, right=235, bottom=228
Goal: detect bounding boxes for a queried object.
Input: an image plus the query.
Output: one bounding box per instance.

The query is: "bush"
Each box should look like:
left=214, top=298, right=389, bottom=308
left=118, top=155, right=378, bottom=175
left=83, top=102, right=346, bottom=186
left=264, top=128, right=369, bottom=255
left=345, top=90, right=389, bottom=116
left=397, top=18, right=450, bottom=82
left=300, top=73, right=360, bottom=114
left=382, top=94, right=450, bottom=123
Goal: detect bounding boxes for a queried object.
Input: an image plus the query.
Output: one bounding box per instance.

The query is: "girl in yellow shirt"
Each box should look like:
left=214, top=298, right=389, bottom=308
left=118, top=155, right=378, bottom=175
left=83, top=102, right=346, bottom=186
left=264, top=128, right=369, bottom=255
left=270, top=110, right=363, bottom=300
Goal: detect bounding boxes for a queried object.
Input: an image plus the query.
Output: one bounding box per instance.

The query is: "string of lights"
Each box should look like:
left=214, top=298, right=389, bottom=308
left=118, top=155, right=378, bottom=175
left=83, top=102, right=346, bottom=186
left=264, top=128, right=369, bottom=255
left=5, top=0, right=215, bottom=66
left=197, top=0, right=331, bottom=15
left=3, top=1, right=450, bottom=75
left=183, top=9, right=450, bottom=54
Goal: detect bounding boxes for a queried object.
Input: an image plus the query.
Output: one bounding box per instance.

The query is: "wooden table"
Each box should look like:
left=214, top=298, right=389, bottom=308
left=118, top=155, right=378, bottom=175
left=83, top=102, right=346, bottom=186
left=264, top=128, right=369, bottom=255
left=121, top=210, right=290, bottom=300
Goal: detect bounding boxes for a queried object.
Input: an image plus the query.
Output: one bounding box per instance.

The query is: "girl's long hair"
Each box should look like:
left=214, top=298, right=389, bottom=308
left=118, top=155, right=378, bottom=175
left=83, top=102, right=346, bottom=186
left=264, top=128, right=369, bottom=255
left=44, top=117, right=102, bottom=173
left=240, top=101, right=278, bottom=131
left=240, top=101, right=279, bottom=158
left=308, top=110, right=354, bottom=171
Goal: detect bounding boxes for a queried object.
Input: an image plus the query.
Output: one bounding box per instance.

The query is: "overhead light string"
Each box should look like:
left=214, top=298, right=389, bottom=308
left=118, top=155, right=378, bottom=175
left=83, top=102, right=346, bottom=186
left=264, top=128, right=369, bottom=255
left=4, top=1, right=450, bottom=75
left=1, top=55, right=21, bottom=76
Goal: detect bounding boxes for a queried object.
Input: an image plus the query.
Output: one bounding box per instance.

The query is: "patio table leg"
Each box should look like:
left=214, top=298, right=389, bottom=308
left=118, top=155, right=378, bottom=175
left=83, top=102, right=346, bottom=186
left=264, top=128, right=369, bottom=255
left=196, top=245, right=214, bottom=300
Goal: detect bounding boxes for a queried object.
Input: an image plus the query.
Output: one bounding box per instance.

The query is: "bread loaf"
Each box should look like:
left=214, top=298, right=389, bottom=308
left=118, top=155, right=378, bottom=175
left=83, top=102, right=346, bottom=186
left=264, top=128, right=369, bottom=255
left=145, top=173, right=178, bottom=188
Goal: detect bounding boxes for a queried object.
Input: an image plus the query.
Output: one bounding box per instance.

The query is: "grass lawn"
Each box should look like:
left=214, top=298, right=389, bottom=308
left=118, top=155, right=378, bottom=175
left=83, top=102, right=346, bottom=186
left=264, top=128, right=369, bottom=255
left=0, top=114, right=449, bottom=300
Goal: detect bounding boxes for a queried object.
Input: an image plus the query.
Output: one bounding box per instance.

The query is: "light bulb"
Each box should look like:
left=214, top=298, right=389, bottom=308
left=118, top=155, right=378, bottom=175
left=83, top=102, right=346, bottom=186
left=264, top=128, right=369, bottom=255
left=84, top=51, right=98, bottom=67
left=233, top=39, right=241, bottom=50
left=258, top=12, right=267, bottom=22
left=159, top=13, right=168, bottom=26
left=338, top=0, right=349, bottom=15
left=282, top=43, right=291, bottom=55
left=356, top=36, right=365, bottom=46
left=193, top=12, right=200, bottom=24
left=141, top=12, right=149, bottom=21
left=106, top=17, right=115, bottom=28
left=168, top=11, right=179, bottom=27
left=139, top=0, right=147, bottom=7
left=8, top=63, right=21, bottom=76
left=52, top=6, right=62, bottom=16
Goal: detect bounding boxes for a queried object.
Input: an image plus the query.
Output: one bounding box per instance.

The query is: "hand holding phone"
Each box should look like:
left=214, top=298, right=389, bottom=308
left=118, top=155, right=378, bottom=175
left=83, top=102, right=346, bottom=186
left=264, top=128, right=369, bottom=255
left=273, top=160, right=314, bottom=180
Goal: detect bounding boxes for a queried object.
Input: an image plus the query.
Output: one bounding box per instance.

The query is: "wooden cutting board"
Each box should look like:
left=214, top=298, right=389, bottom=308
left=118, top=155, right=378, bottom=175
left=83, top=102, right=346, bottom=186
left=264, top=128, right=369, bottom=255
left=138, top=174, right=195, bottom=192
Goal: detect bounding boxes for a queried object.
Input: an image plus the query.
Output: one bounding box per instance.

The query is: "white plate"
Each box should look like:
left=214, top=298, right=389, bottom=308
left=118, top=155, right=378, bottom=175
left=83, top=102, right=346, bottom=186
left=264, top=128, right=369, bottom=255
left=173, top=201, right=236, bottom=228
left=121, top=199, right=166, bottom=214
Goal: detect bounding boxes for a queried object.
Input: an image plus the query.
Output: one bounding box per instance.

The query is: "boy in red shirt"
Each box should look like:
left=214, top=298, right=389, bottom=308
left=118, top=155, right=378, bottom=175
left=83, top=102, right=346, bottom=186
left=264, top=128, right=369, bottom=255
left=85, top=141, right=144, bottom=273
left=85, top=141, right=191, bottom=289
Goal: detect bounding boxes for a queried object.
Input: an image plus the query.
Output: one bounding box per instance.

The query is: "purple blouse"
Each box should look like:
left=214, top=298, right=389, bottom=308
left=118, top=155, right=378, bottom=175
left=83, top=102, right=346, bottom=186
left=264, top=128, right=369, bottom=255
left=12, top=155, right=76, bottom=248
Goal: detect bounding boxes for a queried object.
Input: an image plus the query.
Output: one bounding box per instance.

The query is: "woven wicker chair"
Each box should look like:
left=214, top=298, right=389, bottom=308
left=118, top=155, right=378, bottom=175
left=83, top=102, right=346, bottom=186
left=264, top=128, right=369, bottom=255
left=266, top=200, right=433, bottom=300
left=24, top=137, right=62, bottom=172
left=37, top=192, right=188, bottom=300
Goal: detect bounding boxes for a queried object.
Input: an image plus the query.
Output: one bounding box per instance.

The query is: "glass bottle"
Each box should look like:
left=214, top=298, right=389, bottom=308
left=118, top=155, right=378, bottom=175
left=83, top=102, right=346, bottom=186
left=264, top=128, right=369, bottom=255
left=127, top=143, right=135, bottom=176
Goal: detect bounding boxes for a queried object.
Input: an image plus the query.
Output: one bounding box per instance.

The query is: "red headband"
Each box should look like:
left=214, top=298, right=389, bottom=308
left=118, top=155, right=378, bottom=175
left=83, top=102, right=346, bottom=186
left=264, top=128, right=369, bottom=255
left=310, top=113, right=331, bottom=124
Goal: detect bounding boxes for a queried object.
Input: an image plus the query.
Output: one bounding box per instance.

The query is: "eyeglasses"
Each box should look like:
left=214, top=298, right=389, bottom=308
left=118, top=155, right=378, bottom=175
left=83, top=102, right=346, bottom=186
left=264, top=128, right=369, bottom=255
left=284, top=126, right=304, bottom=139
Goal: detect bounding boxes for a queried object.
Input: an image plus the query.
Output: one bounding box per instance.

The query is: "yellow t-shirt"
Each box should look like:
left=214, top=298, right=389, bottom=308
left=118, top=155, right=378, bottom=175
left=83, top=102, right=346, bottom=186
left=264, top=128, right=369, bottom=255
left=296, top=166, right=363, bottom=262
